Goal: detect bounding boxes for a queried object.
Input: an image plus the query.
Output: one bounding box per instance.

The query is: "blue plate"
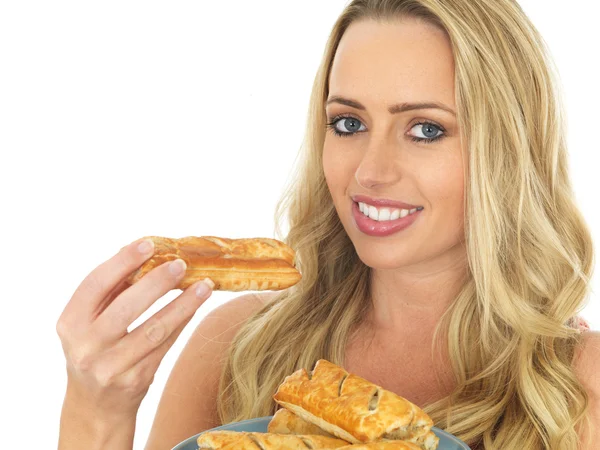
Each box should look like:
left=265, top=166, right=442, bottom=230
left=172, top=416, right=470, bottom=450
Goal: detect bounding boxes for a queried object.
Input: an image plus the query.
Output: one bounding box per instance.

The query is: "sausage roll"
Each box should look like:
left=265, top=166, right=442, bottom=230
left=273, top=360, right=436, bottom=447
left=267, top=407, right=438, bottom=450
left=337, top=442, right=422, bottom=450
left=196, top=430, right=349, bottom=449
left=268, top=408, right=337, bottom=438
left=126, top=235, right=301, bottom=291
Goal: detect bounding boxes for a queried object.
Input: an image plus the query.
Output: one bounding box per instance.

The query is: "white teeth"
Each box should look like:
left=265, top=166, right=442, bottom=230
left=368, top=205, right=378, bottom=220
left=357, top=202, right=419, bottom=222
left=378, top=208, right=391, bottom=221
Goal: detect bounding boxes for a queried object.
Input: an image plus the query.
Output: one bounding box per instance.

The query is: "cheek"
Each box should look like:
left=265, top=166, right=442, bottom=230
left=434, top=170, right=463, bottom=205
left=424, top=155, right=466, bottom=231
left=426, top=148, right=464, bottom=197
left=322, top=142, right=354, bottom=192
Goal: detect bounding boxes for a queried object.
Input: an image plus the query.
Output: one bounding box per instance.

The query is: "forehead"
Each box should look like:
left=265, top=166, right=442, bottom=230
left=328, top=18, right=455, bottom=108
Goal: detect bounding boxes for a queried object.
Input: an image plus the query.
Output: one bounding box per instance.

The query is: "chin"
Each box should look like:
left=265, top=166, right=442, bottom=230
left=353, top=245, right=418, bottom=270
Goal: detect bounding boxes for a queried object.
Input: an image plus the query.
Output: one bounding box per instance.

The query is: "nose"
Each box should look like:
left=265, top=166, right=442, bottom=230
left=354, top=136, right=403, bottom=189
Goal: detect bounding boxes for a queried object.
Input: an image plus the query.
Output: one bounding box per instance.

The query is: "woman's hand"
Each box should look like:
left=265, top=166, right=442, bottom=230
left=56, top=237, right=214, bottom=421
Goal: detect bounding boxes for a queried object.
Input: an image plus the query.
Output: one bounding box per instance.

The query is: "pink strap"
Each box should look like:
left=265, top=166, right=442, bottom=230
left=576, top=316, right=590, bottom=331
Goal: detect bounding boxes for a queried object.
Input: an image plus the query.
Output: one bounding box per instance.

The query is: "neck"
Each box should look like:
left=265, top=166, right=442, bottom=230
left=365, top=241, right=469, bottom=337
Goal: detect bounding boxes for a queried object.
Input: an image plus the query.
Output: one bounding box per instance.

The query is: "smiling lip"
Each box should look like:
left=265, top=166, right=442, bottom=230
left=351, top=200, right=422, bottom=237
left=351, top=194, right=422, bottom=210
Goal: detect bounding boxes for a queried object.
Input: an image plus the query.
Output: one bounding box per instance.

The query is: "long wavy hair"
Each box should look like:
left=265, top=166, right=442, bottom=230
left=217, top=1, right=594, bottom=448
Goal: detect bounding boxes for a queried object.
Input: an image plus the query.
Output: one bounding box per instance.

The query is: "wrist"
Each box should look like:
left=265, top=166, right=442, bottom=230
left=59, top=387, right=138, bottom=450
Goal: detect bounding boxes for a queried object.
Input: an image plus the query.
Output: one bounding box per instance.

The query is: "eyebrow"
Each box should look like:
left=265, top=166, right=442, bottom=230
left=325, top=95, right=456, bottom=117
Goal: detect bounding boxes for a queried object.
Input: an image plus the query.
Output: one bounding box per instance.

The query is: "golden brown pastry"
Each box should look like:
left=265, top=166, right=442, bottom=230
left=268, top=408, right=336, bottom=438
left=196, top=430, right=349, bottom=449
left=273, top=360, right=435, bottom=446
left=405, top=431, right=439, bottom=450
left=337, top=442, right=422, bottom=450
left=126, top=236, right=301, bottom=291
left=267, top=408, right=438, bottom=450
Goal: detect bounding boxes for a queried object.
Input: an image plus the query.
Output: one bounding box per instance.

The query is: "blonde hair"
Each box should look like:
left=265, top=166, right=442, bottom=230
left=217, top=1, right=594, bottom=448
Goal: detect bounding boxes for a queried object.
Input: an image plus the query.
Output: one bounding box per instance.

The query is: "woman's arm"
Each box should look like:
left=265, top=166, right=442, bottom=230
left=56, top=238, right=215, bottom=450
left=144, top=292, right=271, bottom=450
left=574, top=330, right=600, bottom=449
left=58, top=386, right=136, bottom=450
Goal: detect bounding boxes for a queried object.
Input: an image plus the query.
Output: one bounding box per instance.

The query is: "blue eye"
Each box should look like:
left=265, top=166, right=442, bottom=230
left=325, top=114, right=446, bottom=144
left=326, top=116, right=366, bottom=137
left=410, top=122, right=445, bottom=142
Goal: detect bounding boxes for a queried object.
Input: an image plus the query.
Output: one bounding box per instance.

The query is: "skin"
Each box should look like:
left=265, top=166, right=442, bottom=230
left=55, top=15, right=599, bottom=450
left=56, top=238, right=215, bottom=449
left=323, top=17, right=468, bottom=357
left=323, top=17, right=600, bottom=447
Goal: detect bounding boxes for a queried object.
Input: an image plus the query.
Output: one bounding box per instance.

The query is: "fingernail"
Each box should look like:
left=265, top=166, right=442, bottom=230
left=137, top=239, right=154, bottom=255
left=196, top=278, right=215, bottom=297
left=169, top=259, right=186, bottom=276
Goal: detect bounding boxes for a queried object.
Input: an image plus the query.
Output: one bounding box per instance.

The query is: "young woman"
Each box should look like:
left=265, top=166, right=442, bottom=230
left=57, top=1, right=599, bottom=449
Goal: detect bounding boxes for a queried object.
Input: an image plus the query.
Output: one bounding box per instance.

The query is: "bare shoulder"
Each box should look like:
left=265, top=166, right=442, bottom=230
left=573, top=330, right=600, bottom=448
left=145, top=291, right=279, bottom=450
left=199, top=290, right=278, bottom=335
left=574, top=330, right=600, bottom=387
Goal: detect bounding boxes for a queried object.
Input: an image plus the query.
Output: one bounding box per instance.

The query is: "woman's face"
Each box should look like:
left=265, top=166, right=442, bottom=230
left=323, top=18, right=466, bottom=271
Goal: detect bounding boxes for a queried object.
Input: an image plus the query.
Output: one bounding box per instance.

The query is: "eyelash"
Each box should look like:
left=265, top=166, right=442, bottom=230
left=325, top=114, right=446, bottom=144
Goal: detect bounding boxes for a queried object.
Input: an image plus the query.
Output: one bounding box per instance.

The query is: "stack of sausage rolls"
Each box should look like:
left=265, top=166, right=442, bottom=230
left=197, top=360, right=439, bottom=450
left=130, top=238, right=438, bottom=449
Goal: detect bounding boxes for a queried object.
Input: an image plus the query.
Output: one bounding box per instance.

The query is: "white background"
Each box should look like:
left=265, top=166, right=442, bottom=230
left=0, top=1, right=598, bottom=448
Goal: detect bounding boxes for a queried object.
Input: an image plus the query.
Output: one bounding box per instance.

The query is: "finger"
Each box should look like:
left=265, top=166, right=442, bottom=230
left=106, top=278, right=132, bottom=304
left=101, top=309, right=194, bottom=381
left=64, top=238, right=156, bottom=325
left=95, top=258, right=189, bottom=341
left=90, top=278, right=133, bottom=321
left=130, top=315, right=193, bottom=383
left=102, top=315, right=193, bottom=405
left=153, top=312, right=193, bottom=357
left=115, top=278, right=214, bottom=366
